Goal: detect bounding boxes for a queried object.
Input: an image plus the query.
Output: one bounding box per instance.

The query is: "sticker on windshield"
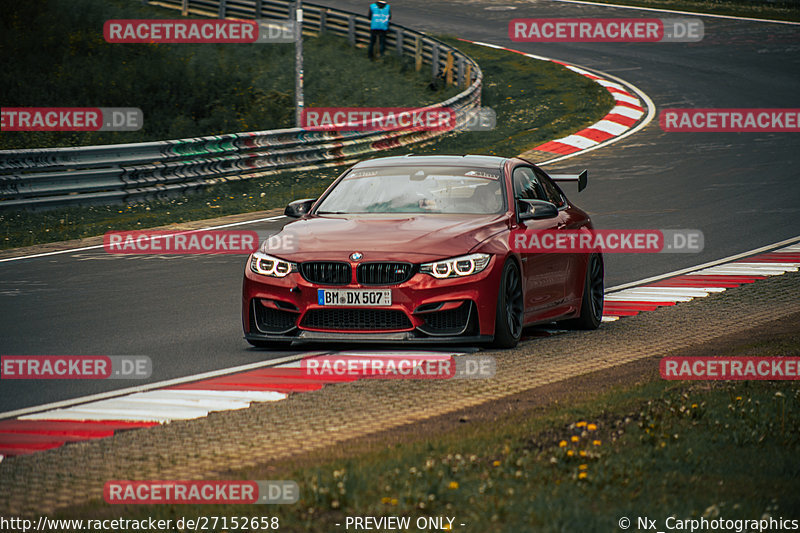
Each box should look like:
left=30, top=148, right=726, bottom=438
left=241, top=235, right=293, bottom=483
left=464, top=170, right=500, bottom=180
left=348, top=170, right=379, bottom=178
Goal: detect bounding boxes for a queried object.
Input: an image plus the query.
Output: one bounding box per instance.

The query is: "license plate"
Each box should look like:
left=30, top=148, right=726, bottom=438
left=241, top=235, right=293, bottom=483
left=317, top=289, right=392, bottom=306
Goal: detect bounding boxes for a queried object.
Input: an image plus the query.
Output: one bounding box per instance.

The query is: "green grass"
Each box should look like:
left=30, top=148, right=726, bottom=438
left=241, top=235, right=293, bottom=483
left=55, top=336, right=800, bottom=532
left=418, top=37, right=616, bottom=158
left=568, top=0, right=800, bottom=22
left=1, top=36, right=613, bottom=250
left=0, top=0, right=459, bottom=150
left=266, top=384, right=800, bottom=532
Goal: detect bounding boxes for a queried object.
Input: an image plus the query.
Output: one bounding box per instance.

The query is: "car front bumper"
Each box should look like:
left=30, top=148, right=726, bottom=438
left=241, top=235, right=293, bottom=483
left=242, top=255, right=503, bottom=345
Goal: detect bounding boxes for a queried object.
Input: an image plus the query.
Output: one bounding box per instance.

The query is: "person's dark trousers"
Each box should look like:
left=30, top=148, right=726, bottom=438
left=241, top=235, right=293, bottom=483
left=368, top=29, right=387, bottom=59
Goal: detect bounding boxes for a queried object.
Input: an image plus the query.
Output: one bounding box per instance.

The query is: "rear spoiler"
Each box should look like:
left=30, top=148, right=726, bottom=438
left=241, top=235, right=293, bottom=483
left=549, top=170, right=588, bottom=192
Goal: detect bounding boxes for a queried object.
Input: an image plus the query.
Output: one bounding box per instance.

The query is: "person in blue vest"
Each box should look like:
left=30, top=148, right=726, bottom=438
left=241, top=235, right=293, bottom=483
left=368, top=1, right=391, bottom=59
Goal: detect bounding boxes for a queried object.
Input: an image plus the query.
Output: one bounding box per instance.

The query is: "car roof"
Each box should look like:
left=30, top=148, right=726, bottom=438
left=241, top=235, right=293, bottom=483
left=351, top=154, right=510, bottom=169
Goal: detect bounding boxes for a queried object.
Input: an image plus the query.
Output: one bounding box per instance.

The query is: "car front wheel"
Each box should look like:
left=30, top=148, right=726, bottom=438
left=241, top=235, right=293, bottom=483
left=492, top=259, right=524, bottom=348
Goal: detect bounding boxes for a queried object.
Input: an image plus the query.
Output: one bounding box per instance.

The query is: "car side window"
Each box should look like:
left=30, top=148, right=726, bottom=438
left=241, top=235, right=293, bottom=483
left=512, top=167, right=545, bottom=201
left=534, top=168, right=567, bottom=208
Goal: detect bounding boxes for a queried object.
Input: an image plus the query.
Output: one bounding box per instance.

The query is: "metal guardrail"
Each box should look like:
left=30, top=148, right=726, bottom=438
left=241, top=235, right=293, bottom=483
left=0, top=0, right=482, bottom=209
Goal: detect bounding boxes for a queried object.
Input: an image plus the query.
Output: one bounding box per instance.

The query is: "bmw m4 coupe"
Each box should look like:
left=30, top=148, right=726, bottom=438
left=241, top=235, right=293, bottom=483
left=242, top=154, right=603, bottom=349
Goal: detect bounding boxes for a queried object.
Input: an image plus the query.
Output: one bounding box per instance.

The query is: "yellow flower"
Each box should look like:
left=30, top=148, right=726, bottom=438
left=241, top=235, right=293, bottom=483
left=570, top=436, right=579, bottom=443
left=592, top=440, right=602, bottom=446
left=492, top=460, right=501, bottom=467
left=443, top=525, right=452, bottom=531
left=579, top=451, right=587, bottom=457
left=578, top=464, right=588, bottom=470
left=587, top=423, right=597, bottom=431
left=735, top=396, right=742, bottom=401
left=691, top=403, right=698, bottom=408
left=567, top=450, right=574, bottom=457
left=578, top=472, right=588, bottom=480
left=558, top=440, right=567, bottom=448
left=448, top=481, right=459, bottom=490
left=576, top=421, right=587, bottom=428
left=391, top=498, right=398, bottom=506
left=381, top=497, right=391, bottom=504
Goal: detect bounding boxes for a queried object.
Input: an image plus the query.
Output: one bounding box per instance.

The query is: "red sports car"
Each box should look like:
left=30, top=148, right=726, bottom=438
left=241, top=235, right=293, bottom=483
left=242, top=155, right=603, bottom=348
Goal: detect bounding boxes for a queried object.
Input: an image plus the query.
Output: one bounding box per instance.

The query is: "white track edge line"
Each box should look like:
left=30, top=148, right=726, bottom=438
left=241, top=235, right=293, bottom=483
left=0, top=350, right=327, bottom=421
left=0, top=215, right=287, bottom=264
left=547, top=0, right=800, bottom=25
left=605, top=235, right=800, bottom=293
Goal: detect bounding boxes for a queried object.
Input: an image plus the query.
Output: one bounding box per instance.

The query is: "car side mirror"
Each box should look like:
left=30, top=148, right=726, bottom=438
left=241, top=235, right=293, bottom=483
left=518, top=199, right=558, bottom=220
left=284, top=198, right=317, bottom=218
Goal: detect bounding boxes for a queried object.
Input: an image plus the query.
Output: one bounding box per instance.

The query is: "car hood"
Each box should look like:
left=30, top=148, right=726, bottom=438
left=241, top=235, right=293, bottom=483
left=263, top=214, right=509, bottom=263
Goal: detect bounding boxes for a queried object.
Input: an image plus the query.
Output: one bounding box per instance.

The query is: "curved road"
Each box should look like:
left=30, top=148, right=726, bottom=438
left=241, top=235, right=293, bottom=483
left=0, top=0, right=798, bottom=412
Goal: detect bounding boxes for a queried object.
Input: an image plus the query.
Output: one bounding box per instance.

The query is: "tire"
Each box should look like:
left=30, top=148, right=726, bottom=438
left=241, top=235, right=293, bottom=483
left=563, top=253, right=604, bottom=330
left=246, top=338, right=293, bottom=350
left=492, top=259, right=524, bottom=348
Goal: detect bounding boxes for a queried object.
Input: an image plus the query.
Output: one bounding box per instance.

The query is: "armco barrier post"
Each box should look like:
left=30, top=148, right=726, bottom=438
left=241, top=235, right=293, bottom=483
left=255, top=0, right=262, bottom=18
left=348, top=15, right=355, bottom=46
left=431, top=43, right=440, bottom=80
left=415, top=37, right=422, bottom=71
left=445, top=51, right=454, bottom=85
left=181, top=0, right=188, bottom=16
left=395, top=29, right=403, bottom=57
left=217, top=0, right=226, bottom=18
left=319, top=9, right=326, bottom=33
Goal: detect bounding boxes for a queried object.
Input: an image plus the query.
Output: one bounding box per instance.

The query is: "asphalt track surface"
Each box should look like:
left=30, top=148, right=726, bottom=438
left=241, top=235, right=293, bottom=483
left=0, top=0, right=798, bottom=412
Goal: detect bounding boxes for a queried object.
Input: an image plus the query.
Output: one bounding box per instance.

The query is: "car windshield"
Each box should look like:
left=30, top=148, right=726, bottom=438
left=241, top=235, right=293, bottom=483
left=315, top=166, right=506, bottom=215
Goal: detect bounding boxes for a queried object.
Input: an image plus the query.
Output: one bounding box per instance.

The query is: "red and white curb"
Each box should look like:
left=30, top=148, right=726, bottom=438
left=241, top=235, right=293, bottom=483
left=459, top=39, right=656, bottom=164
left=602, top=238, right=800, bottom=322
left=0, top=351, right=459, bottom=458
left=534, top=70, right=644, bottom=156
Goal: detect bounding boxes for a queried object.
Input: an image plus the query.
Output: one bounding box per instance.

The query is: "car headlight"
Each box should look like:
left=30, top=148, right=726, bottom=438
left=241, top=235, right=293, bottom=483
left=420, top=253, right=491, bottom=279
left=250, top=252, right=297, bottom=278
